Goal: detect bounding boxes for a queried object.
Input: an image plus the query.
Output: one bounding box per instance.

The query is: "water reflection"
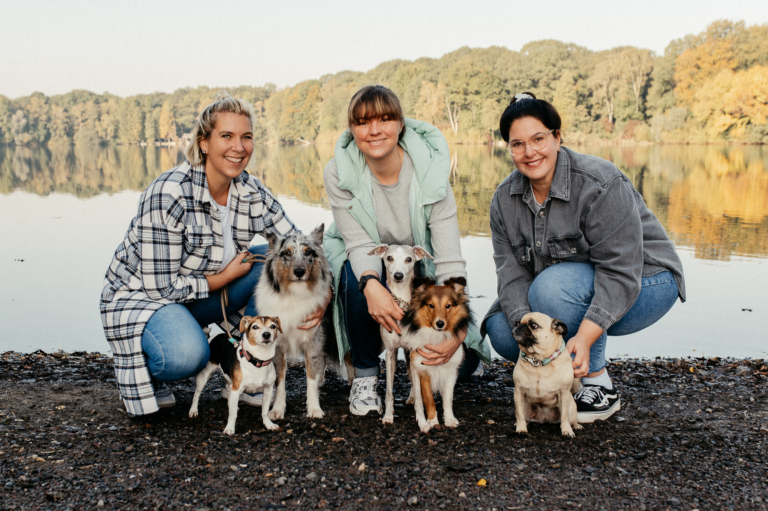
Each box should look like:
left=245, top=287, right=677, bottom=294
left=1, top=143, right=767, bottom=260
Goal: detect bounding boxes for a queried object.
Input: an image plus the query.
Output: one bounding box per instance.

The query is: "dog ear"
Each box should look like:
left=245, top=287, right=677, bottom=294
left=413, top=277, right=435, bottom=294
left=367, top=244, right=389, bottom=257
left=412, top=246, right=434, bottom=261
left=263, top=230, right=280, bottom=250
left=239, top=316, right=253, bottom=333
left=444, top=276, right=466, bottom=294
left=309, top=224, right=325, bottom=245
left=272, top=317, right=283, bottom=334
left=551, top=318, right=567, bottom=338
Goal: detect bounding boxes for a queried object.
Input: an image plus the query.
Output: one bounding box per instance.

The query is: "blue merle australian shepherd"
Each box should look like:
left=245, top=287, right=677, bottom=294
left=256, top=224, right=353, bottom=420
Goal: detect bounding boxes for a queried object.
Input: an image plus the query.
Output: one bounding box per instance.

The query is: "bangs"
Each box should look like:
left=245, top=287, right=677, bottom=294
left=347, top=85, right=404, bottom=127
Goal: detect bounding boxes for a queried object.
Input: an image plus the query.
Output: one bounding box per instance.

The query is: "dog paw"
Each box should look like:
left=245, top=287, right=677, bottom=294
left=188, top=409, right=198, bottom=418
left=406, top=394, right=415, bottom=405
left=223, top=426, right=236, bottom=436
left=561, top=428, right=576, bottom=438
left=382, top=416, right=394, bottom=425
left=574, top=423, right=583, bottom=430
left=269, top=409, right=285, bottom=421
left=263, top=420, right=280, bottom=431
left=418, top=421, right=431, bottom=433
left=306, top=408, right=325, bottom=419
left=427, top=417, right=439, bottom=427
left=515, top=423, right=529, bottom=435
left=444, top=417, right=459, bottom=428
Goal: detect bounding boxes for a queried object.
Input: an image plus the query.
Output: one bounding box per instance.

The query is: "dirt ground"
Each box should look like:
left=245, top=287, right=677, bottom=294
left=1, top=350, right=767, bottom=510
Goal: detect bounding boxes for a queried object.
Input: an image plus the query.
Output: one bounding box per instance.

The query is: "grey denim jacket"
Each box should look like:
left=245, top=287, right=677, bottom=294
left=481, top=146, right=685, bottom=336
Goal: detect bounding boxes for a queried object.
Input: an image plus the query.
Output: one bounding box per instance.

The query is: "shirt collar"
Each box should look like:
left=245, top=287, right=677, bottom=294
left=189, top=161, right=253, bottom=205
left=508, top=149, right=570, bottom=202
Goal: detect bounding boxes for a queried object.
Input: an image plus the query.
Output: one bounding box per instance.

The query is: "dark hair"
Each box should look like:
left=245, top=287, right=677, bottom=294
left=499, top=92, right=562, bottom=143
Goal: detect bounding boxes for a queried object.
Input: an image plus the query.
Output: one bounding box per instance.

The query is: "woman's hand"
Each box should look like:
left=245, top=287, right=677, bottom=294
left=566, top=335, right=592, bottom=378
left=298, top=287, right=333, bottom=330
left=364, top=278, right=404, bottom=335
left=206, top=252, right=253, bottom=291
left=417, top=326, right=467, bottom=366
left=566, top=319, right=604, bottom=378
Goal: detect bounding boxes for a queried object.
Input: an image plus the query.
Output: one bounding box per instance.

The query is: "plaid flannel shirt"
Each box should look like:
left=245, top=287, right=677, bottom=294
left=100, top=161, right=296, bottom=417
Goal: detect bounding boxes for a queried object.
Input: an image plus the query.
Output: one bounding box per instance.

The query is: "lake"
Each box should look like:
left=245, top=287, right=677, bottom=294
left=1, top=143, right=767, bottom=359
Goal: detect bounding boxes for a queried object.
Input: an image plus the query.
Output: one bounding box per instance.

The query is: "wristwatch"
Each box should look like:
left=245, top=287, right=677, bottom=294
left=358, top=274, right=379, bottom=293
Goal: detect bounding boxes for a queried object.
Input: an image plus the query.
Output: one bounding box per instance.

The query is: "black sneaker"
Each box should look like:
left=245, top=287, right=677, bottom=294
left=574, top=385, right=620, bottom=423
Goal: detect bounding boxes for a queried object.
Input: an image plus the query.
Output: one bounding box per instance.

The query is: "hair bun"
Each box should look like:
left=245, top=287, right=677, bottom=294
left=512, top=92, right=537, bottom=104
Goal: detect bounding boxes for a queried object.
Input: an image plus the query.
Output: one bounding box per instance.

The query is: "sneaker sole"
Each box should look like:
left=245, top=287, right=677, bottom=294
left=349, top=407, right=382, bottom=417
left=157, top=398, right=176, bottom=409
left=577, top=399, right=621, bottom=423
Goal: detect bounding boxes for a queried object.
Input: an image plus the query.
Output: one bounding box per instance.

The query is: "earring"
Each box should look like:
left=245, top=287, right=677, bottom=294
left=202, top=150, right=206, bottom=155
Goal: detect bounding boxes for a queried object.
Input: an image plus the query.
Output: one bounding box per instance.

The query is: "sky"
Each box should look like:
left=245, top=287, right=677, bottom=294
left=1, top=0, right=767, bottom=99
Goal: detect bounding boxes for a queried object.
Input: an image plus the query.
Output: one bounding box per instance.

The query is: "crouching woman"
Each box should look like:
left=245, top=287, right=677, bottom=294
left=482, top=93, right=685, bottom=423
left=323, top=85, right=491, bottom=417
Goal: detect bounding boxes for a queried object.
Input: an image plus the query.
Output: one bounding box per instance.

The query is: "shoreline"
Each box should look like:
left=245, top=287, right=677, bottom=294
left=2, top=351, right=767, bottom=510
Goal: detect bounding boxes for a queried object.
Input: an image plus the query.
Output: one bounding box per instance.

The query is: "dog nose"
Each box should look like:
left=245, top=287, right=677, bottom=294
left=393, top=272, right=404, bottom=281
left=262, top=331, right=271, bottom=340
left=293, top=267, right=306, bottom=278
left=436, top=320, right=445, bottom=329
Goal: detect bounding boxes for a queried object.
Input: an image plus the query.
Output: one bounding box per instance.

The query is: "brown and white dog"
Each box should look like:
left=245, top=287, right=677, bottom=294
left=255, top=225, right=352, bottom=421
left=512, top=312, right=582, bottom=437
left=400, top=277, right=471, bottom=433
left=367, top=244, right=434, bottom=425
left=188, top=316, right=282, bottom=435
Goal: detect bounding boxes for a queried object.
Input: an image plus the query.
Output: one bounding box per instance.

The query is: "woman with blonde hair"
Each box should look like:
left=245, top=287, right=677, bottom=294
left=323, top=85, right=490, bottom=416
left=100, top=92, right=326, bottom=417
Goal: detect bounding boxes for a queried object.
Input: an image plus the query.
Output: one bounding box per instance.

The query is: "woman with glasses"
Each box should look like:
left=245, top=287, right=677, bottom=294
left=482, top=93, right=685, bottom=423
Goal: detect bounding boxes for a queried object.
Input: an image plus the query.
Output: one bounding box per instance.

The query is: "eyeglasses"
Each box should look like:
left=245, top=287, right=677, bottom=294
left=507, top=129, right=554, bottom=156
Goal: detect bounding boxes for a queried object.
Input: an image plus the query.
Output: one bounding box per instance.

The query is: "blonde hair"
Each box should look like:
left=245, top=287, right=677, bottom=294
left=185, top=91, right=257, bottom=166
left=347, top=85, right=405, bottom=131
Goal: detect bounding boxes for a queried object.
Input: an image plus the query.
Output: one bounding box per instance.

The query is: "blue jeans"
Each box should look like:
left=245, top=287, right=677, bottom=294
left=141, top=245, right=267, bottom=382
left=340, top=260, right=480, bottom=381
left=486, top=262, right=679, bottom=374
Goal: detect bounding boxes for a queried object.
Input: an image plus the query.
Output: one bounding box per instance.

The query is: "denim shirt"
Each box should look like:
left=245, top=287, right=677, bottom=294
left=481, top=146, right=685, bottom=336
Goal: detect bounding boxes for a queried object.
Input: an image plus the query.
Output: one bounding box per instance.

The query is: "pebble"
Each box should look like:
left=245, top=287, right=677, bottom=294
left=407, top=496, right=418, bottom=505
left=305, top=472, right=317, bottom=481
left=275, top=477, right=287, bottom=486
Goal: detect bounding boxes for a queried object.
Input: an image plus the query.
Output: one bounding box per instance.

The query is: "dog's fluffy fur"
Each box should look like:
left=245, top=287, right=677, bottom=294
left=255, top=224, right=352, bottom=420
left=400, top=277, right=471, bottom=433
left=512, top=312, right=582, bottom=437
left=188, top=317, right=282, bottom=435
left=367, top=244, right=433, bottom=424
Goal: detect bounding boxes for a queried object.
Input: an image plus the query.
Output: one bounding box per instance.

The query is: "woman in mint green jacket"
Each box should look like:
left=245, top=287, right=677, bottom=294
left=323, top=85, right=490, bottom=417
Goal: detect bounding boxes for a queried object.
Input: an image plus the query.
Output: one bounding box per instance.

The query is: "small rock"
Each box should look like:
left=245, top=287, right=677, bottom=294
left=585, top=466, right=597, bottom=473
left=97, top=500, right=105, bottom=508
left=275, top=476, right=287, bottom=486
left=407, top=496, right=418, bottom=505
left=633, top=452, right=647, bottom=461
left=459, top=492, right=466, bottom=498
left=305, top=472, right=317, bottom=481
left=229, top=465, right=239, bottom=472
left=358, top=463, right=367, bottom=471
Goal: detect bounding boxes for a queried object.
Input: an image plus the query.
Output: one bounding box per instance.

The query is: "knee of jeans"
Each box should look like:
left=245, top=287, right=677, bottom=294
left=486, top=313, right=519, bottom=362
left=166, top=339, right=210, bottom=379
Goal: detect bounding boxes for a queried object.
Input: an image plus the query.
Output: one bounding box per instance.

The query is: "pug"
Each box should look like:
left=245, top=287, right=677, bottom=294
left=512, top=312, right=582, bottom=437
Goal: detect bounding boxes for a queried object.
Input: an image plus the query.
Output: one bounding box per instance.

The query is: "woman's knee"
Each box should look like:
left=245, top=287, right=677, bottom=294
left=142, top=306, right=210, bottom=381
left=485, top=312, right=519, bottom=362
left=528, top=262, right=595, bottom=316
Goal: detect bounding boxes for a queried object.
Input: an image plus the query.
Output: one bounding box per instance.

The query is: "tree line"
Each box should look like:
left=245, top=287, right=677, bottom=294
left=1, top=20, right=766, bottom=147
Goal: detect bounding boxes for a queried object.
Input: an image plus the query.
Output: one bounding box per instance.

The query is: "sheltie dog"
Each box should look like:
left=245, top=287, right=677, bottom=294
left=255, top=224, right=352, bottom=420
left=400, top=277, right=471, bottom=433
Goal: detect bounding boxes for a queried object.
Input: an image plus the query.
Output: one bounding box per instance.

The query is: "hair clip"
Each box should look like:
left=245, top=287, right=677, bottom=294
left=513, top=93, right=535, bottom=103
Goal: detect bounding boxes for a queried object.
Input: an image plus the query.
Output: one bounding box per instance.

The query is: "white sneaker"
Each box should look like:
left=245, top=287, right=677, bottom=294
left=220, top=387, right=276, bottom=407
left=348, top=376, right=382, bottom=416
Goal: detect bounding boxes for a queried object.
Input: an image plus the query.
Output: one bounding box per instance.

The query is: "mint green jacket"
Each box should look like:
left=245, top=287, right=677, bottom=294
left=323, top=118, right=490, bottom=365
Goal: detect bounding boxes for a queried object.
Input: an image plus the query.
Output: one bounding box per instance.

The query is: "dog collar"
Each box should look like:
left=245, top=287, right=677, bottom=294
left=239, top=346, right=273, bottom=368
left=519, top=340, right=567, bottom=367
left=385, top=283, right=410, bottom=311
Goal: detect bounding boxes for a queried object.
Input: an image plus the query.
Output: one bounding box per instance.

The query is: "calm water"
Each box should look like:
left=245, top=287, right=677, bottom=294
left=1, top=144, right=767, bottom=359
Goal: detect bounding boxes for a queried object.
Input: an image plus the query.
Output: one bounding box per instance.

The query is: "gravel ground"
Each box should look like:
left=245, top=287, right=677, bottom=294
left=1, top=350, right=767, bottom=510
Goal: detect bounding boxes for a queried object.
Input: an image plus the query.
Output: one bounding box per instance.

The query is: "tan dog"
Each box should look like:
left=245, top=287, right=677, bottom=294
left=512, top=312, right=582, bottom=437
